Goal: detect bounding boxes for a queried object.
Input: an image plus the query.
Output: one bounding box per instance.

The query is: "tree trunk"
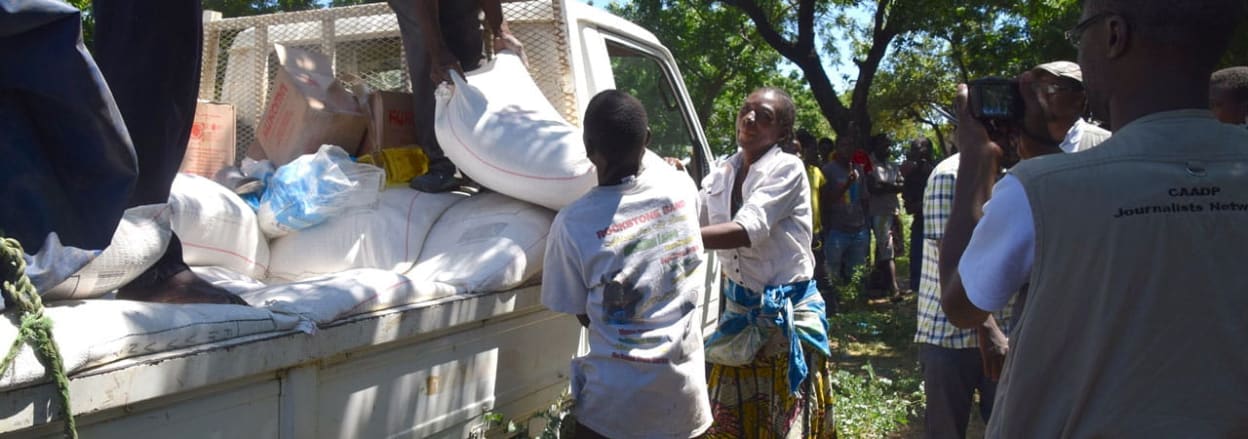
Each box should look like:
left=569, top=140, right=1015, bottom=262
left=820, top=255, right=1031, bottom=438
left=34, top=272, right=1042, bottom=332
left=719, top=0, right=853, bottom=138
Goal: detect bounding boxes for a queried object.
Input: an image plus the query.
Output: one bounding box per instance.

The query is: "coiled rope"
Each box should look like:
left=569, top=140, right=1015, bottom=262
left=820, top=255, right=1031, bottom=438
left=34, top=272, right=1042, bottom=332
left=0, top=237, right=76, bottom=438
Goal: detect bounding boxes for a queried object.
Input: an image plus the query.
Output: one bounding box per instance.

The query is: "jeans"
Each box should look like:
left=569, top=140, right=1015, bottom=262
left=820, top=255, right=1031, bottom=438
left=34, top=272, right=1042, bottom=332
left=824, top=226, right=869, bottom=280
left=919, top=344, right=997, bottom=439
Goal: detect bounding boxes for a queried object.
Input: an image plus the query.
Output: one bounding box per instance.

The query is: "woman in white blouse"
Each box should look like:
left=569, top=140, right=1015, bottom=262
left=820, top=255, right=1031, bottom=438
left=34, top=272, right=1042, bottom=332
left=699, top=87, right=835, bottom=439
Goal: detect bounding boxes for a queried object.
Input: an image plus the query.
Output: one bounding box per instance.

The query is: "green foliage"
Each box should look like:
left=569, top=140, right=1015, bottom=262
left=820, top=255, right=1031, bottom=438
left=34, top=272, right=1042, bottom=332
left=868, top=35, right=955, bottom=145
left=833, top=264, right=871, bottom=307
left=707, top=0, right=1100, bottom=152
left=609, top=1, right=803, bottom=158
left=825, top=214, right=924, bottom=438
left=832, top=363, right=924, bottom=438
left=1222, top=19, right=1248, bottom=68
left=60, top=0, right=94, bottom=48
left=475, top=391, right=572, bottom=439
left=610, top=52, right=701, bottom=159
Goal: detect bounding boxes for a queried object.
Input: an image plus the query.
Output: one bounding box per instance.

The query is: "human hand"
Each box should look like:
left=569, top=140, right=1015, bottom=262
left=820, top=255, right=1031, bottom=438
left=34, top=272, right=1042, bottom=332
left=494, top=32, right=530, bottom=69
left=977, top=323, right=1009, bottom=381
left=663, top=157, right=686, bottom=171
left=848, top=167, right=860, bottom=182
left=955, top=84, right=1006, bottom=165
left=429, top=46, right=464, bottom=85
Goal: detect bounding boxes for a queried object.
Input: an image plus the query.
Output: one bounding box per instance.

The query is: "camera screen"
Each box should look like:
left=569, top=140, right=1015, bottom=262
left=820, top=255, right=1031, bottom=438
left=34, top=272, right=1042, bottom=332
left=978, top=84, right=1016, bottom=119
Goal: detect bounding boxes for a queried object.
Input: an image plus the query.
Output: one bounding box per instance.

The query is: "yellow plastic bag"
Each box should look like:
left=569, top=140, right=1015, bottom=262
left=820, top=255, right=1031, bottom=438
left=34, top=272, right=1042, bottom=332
left=357, top=146, right=429, bottom=186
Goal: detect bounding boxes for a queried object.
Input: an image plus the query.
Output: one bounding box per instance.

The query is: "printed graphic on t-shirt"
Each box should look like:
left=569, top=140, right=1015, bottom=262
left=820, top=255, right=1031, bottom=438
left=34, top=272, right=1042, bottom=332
left=590, top=198, right=703, bottom=363
left=601, top=270, right=644, bottom=325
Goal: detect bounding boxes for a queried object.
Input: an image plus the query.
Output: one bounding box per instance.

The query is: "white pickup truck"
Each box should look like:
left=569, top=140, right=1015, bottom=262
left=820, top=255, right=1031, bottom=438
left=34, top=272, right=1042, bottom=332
left=0, top=2, right=719, bottom=438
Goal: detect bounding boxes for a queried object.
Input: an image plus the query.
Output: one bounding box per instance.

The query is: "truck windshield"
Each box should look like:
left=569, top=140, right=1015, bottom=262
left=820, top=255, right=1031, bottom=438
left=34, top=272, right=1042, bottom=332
left=606, top=42, right=698, bottom=165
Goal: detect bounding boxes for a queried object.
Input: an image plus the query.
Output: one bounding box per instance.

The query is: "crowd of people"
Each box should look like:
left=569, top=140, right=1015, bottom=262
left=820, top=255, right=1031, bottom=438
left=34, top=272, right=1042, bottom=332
left=787, top=127, right=927, bottom=314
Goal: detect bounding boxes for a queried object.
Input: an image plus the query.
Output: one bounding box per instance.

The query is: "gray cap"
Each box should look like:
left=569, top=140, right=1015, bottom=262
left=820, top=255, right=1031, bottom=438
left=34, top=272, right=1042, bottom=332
left=1033, top=61, right=1083, bottom=83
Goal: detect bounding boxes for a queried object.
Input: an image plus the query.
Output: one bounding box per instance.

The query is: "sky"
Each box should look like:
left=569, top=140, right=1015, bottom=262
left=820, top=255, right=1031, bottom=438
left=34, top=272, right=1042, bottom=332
left=573, top=0, right=867, bottom=92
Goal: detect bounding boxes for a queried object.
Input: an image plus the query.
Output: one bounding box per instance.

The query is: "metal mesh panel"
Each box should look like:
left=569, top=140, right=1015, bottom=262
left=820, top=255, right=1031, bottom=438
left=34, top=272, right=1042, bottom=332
left=200, top=1, right=575, bottom=163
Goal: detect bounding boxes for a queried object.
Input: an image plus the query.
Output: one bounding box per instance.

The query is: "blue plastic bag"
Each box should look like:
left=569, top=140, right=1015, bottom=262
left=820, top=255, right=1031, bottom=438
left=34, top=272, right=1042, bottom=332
left=257, top=145, right=385, bottom=237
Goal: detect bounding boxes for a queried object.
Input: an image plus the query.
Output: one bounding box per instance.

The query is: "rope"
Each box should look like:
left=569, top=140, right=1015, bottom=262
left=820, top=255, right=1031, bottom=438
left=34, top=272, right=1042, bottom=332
left=0, top=237, right=77, bottom=438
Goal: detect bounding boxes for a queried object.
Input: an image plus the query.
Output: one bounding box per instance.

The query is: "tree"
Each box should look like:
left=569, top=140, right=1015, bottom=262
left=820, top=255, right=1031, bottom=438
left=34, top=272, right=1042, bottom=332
left=608, top=1, right=814, bottom=156
left=866, top=0, right=1081, bottom=152
left=869, top=35, right=956, bottom=153
left=716, top=0, right=1005, bottom=149
left=713, top=0, right=1100, bottom=148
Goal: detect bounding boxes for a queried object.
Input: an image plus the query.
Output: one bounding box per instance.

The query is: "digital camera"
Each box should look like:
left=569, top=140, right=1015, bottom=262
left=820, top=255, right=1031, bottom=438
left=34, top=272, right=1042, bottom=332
left=968, top=77, right=1023, bottom=122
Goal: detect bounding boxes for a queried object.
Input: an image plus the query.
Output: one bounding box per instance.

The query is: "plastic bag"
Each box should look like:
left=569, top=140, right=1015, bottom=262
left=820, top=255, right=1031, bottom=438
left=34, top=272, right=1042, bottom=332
left=356, top=147, right=429, bottom=187
left=240, top=158, right=276, bottom=210
left=257, top=145, right=385, bottom=237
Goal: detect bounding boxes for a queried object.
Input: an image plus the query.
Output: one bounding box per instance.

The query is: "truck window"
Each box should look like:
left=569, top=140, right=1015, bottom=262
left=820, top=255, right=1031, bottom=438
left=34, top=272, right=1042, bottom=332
left=605, top=41, right=698, bottom=163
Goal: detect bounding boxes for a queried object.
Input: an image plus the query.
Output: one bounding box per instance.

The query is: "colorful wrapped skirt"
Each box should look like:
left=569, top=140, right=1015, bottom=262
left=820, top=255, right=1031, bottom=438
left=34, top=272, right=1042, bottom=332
left=703, top=332, right=836, bottom=439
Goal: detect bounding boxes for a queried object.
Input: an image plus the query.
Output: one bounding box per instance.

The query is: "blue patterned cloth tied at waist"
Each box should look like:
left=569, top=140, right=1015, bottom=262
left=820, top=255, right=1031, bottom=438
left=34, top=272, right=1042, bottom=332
left=706, top=278, right=831, bottom=394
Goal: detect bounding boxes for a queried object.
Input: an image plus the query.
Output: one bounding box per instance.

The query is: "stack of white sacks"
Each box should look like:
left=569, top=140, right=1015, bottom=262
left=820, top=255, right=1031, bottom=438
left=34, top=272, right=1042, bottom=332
left=113, top=49, right=591, bottom=327
left=0, top=49, right=604, bottom=388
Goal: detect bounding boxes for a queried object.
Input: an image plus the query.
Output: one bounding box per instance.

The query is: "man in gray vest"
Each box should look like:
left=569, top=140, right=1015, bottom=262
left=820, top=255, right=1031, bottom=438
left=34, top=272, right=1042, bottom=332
left=940, top=0, right=1248, bottom=436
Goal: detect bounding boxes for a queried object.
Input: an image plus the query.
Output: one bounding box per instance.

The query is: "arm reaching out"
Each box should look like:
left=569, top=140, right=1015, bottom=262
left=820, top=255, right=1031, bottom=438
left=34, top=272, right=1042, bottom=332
left=480, top=0, right=529, bottom=67
left=939, top=84, right=1001, bottom=329
left=701, top=222, right=750, bottom=250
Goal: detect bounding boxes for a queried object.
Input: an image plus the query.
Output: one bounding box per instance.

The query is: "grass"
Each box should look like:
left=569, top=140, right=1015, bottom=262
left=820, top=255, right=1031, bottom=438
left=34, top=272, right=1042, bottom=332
left=825, top=214, right=929, bottom=438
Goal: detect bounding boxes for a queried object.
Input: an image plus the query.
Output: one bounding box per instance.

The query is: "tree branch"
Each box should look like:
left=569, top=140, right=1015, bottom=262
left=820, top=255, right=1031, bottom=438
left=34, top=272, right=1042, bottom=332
left=718, top=0, right=797, bottom=57
left=718, top=0, right=851, bottom=135
left=848, top=0, right=901, bottom=139
left=796, top=0, right=816, bottom=54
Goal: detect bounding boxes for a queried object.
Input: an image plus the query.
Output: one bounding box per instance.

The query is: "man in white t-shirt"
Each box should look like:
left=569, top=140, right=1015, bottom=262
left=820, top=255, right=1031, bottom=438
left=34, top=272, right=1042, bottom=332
left=541, top=90, right=711, bottom=439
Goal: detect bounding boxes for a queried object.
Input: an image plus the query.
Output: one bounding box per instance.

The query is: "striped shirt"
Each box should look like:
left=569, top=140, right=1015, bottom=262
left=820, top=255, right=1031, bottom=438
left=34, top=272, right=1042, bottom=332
left=913, top=153, right=1014, bottom=348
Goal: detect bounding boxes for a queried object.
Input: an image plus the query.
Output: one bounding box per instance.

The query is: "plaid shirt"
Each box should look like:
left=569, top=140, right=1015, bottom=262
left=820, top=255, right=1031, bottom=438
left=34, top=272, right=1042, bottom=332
left=914, top=154, right=1014, bottom=348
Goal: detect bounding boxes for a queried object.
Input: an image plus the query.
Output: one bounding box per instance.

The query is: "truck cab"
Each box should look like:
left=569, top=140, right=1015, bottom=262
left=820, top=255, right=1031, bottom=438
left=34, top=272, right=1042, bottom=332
left=0, top=2, right=720, bottom=438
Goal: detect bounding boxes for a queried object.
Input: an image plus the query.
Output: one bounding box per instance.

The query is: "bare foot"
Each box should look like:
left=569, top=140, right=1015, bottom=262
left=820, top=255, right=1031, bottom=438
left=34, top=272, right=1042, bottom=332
left=118, top=267, right=248, bottom=306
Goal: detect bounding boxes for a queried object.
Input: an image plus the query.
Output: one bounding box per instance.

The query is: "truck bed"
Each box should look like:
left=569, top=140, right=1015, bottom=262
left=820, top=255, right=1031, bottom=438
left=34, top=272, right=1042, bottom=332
left=1, top=285, right=581, bottom=438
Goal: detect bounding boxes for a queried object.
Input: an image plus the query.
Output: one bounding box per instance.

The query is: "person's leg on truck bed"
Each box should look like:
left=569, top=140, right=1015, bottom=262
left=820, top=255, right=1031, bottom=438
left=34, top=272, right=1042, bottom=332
left=94, top=0, right=246, bottom=305
left=388, top=0, right=484, bottom=193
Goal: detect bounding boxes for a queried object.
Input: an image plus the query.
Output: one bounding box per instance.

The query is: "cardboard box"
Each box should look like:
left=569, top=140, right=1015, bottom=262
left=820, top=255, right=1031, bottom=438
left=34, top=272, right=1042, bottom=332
left=359, top=90, right=419, bottom=155
left=257, top=44, right=368, bottom=166
left=179, top=101, right=236, bottom=178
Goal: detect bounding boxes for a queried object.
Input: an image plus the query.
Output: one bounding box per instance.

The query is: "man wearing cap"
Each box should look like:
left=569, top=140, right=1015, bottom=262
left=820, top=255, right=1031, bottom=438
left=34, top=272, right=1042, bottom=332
left=1018, top=61, right=1111, bottom=157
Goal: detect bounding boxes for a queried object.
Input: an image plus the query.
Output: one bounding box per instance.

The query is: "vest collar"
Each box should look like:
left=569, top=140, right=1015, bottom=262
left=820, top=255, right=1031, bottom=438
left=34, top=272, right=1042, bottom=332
left=1118, top=109, right=1216, bottom=133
